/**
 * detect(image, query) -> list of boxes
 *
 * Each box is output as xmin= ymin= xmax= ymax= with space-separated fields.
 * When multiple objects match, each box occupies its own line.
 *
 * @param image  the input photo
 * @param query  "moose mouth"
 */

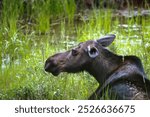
xmin=51 ymin=68 xmax=61 ymax=76
xmin=45 ymin=67 xmax=61 ymax=76
xmin=44 ymin=62 xmax=62 ymax=76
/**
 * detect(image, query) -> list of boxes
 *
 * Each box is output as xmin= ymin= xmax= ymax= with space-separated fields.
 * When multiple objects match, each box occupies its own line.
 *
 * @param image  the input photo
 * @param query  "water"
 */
xmin=1 ymin=8 xmax=150 ymax=99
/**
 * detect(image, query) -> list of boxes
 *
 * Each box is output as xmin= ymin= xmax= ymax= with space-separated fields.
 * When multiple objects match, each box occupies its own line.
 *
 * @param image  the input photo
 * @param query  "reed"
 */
xmin=0 ymin=0 xmax=150 ymax=99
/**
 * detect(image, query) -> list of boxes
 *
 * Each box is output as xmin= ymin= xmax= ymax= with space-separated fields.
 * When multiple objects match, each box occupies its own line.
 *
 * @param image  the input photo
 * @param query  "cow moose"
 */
xmin=44 ymin=34 xmax=150 ymax=100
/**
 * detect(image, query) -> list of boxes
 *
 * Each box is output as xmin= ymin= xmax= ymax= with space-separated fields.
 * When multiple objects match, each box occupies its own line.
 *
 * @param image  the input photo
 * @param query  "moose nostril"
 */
xmin=44 ymin=62 xmax=50 ymax=71
xmin=44 ymin=59 xmax=58 ymax=72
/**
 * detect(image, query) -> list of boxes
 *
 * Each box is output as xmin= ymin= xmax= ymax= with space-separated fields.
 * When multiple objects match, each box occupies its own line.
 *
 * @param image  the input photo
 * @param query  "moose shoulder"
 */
xmin=44 ymin=34 xmax=150 ymax=100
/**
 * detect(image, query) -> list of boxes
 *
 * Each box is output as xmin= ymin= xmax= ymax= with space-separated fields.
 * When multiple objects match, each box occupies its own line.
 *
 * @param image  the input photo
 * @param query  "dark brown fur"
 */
xmin=45 ymin=34 xmax=150 ymax=100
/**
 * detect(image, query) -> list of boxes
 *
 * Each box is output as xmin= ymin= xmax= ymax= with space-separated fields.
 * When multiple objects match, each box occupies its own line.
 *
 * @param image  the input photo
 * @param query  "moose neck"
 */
xmin=85 ymin=49 xmax=122 ymax=85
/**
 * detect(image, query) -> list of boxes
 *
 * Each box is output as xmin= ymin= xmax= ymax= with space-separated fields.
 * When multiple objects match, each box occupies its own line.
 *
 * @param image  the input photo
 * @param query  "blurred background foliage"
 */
xmin=0 ymin=0 xmax=150 ymax=99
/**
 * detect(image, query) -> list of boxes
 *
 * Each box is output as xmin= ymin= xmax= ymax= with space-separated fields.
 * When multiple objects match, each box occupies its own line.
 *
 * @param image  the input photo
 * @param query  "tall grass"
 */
xmin=0 ymin=0 xmax=150 ymax=99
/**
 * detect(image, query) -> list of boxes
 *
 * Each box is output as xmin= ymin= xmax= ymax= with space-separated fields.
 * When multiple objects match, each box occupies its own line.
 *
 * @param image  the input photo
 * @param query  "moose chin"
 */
xmin=45 ymin=34 xmax=150 ymax=100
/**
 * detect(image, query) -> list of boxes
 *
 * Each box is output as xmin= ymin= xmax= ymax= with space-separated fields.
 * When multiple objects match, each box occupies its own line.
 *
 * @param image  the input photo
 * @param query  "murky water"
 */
xmin=2 ymin=9 xmax=150 ymax=73
xmin=1 ymin=7 xmax=150 ymax=100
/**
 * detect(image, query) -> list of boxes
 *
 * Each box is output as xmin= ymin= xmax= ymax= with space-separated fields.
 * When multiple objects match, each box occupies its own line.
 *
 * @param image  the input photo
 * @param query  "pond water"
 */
xmin=46 ymin=9 xmax=150 ymax=74
xmin=1 ymin=8 xmax=150 ymax=99
xmin=2 ymin=9 xmax=150 ymax=72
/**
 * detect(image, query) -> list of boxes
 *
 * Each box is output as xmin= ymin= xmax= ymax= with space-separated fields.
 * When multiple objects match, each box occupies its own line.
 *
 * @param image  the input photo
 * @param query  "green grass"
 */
xmin=0 ymin=0 xmax=150 ymax=99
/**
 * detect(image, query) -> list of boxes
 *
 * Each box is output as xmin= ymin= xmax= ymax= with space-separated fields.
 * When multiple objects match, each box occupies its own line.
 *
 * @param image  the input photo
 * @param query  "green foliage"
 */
xmin=0 ymin=0 xmax=150 ymax=99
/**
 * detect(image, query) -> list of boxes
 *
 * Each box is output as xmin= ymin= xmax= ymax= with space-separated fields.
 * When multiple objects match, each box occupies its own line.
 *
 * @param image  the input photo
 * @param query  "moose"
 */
xmin=44 ymin=34 xmax=150 ymax=100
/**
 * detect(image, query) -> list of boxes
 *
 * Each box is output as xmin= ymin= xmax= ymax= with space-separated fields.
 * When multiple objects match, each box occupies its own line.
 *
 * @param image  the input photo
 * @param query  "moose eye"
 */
xmin=71 ymin=49 xmax=78 ymax=56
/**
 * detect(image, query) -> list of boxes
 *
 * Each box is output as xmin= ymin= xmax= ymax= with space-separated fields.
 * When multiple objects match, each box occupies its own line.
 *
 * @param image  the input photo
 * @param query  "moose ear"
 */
xmin=97 ymin=34 xmax=116 ymax=47
xmin=87 ymin=45 xmax=99 ymax=58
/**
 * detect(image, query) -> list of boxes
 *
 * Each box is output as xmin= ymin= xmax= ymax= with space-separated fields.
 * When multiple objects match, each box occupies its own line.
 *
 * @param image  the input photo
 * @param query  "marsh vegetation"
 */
xmin=0 ymin=0 xmax=150 ymax=99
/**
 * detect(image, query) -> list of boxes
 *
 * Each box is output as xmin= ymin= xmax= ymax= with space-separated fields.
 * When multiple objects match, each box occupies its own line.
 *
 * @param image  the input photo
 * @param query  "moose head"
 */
xmin=44 ymin=34 xmax=122 ymax=84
